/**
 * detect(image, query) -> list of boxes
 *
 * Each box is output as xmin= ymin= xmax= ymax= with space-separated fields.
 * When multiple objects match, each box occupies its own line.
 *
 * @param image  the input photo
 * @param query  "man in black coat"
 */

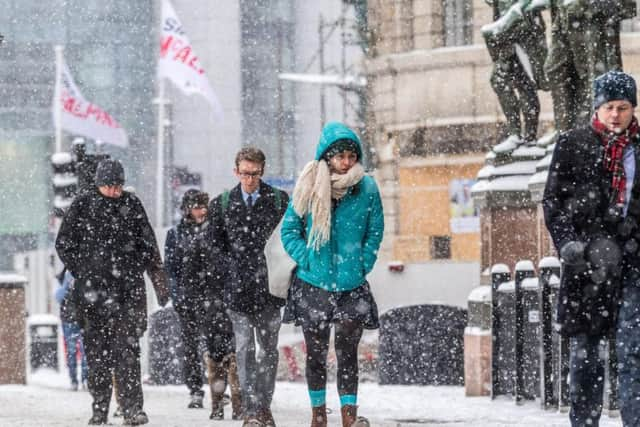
xmin=543 ymin=70 xmax=640 ymax=426
xmin=208 ymin=147 xmax=288 ymax=427
xmin=56 ymin=159 xmax=169 ymax=426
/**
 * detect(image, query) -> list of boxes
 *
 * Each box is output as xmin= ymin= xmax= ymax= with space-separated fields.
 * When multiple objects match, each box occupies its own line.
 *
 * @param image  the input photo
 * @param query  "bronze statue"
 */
xmin=482 ymin=0 xmax=549 ymax=143
xmin=545 ymin=0 xmax=636 ymax=132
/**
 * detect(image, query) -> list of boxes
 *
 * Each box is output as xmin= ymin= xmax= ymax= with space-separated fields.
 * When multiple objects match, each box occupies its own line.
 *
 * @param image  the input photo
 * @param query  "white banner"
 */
xmin=158 ymin=0 xmax=222 ymax=119
xmin=53 ymin=58 xmax=128 ymax=148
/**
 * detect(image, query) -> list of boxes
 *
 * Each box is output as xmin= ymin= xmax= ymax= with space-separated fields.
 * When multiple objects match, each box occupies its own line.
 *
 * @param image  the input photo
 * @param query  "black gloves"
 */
xmin=560 ymin=240 xmax=586 ymax=265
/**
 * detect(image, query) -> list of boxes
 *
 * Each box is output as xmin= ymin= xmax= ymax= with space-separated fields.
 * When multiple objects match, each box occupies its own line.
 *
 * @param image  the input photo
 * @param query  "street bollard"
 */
xmin=491 ymin=264 xmax=511 ymax=399
xmin=514 ymin=260 xmax=535 ymax=405
xmin=464 ymin=285 xmax=492 ymax=396
xmin=538 ymin=256 xmax=560 ymax=410
xmin=0 ymin=273 xmax=27 ymax=384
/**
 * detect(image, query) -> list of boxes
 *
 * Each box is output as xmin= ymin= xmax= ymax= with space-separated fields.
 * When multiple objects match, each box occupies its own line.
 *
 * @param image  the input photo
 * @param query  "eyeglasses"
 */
xmin=238 ymin=171 xmax=262 ymax=179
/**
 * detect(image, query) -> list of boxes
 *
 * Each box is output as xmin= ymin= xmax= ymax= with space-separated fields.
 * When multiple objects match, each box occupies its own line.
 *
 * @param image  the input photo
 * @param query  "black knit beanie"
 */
xmin=95 ymin=159 xmax=125 ymax=187
xmin=593 ymin=70 xmax=638 ymax=110
xmin=321 ymin=138 xmax=359 ymax=161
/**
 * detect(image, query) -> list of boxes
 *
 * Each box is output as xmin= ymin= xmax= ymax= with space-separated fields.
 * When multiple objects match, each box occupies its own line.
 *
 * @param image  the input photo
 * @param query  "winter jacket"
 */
xmin=165 ymin=218 xmax=220 ymax=307
xmin=56 ymin=188 xmax=168 ymax=333
xmin=281 ymin=122 xmax=385 ymax=292
xmin=543 ymin=126 xmax=640 ymax=337
xmin=208 ymin=182 xmax=289 ymax=314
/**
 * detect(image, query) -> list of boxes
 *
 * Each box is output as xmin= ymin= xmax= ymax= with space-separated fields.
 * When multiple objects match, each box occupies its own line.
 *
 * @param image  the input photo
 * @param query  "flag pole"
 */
xmin=53 ymin=45 xmax=64 ymax=154
xmin=155 ymin=77 xmax=166 ymax=229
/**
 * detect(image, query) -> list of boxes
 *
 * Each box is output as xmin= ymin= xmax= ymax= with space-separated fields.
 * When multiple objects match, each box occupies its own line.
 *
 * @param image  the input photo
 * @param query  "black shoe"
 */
xmin=123 ymin=410 xmax=148 ymax=426
xmin=87 ymin=413 xmax=108 ymax=425
xmin=188 ymin=392 xmax=204 ymax=409
xmin=209 ymin=406 xmax=224 ymax=420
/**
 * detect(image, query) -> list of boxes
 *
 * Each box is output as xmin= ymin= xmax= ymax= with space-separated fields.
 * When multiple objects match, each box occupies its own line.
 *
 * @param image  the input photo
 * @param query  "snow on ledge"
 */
xmin=486 ymin=175 xmax=531 ymax=192
xmin=0 ymin=272 xmax=27 ymax=284
xmin=468 ymin=285 xmax=491 ymax=303
xmin=493 ymin=161 xmax=538 ymax=176
xmin=27 ymin=314 xmax=59 ymax=325
xmin=539 ymin=257 xmax=560 ymax=268
xmin=465 ymin=326 xmax=491 ymax=336
xmin=515 ymin=260 xmax=535 ymax=271
xmin=491 ymin=263 xmax=510 ymax=274
xmin=528 ymin=171 xmax=548 ymax=186
xmin=498 ymin=280 xmax=515 ymax=293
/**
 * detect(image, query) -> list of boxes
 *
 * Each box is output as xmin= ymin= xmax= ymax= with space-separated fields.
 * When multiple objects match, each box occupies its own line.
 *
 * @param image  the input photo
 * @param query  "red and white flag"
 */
xmin=53 ymin=58 xmax=128 ymax=148
xmin=158 ymin=0 xmax=222 ymax=119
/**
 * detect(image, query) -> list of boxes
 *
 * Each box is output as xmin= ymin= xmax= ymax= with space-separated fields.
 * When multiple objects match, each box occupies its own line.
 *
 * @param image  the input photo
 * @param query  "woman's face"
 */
xmin=328 ymin=149 xmax=358 ymax=175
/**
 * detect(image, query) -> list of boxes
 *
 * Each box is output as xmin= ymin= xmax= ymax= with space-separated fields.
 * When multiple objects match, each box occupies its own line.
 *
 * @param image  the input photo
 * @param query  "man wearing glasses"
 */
xmin=208 ymin=147 xmax=289 ymax=427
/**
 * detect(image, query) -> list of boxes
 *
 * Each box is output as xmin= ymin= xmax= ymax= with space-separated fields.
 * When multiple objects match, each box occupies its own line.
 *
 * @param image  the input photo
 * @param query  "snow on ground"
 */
xmin=0 ymin=368 xmax=623 ymax=426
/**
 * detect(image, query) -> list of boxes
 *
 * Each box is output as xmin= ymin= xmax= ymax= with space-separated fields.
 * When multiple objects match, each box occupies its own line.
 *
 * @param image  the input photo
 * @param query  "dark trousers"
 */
xmin=175 ymin=297 xmax=235 ymax=395
xmin=617 ymin=283 xmax=640 ymax=426
xmin=82 ymin=314 xmax=143 ymax=419
xmin=175 ymin=304 xmax=205 ymax=396
xmin=569 ymin=334 xmax=605 ymax=427
xmin=228 ymin=306 xmax=281 ymax=417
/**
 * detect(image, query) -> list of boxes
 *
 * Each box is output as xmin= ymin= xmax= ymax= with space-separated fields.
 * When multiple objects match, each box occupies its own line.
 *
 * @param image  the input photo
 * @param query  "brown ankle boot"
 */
xmin=311 ymin=405 xmax=327 ymax=427
xmin=225 ymin=353 xmax=243 ymax=420
xmin=341 ymin=405 xmax=356 ymax=427
xmin=340 ymin=405 xmax=370 ymax=427
xmin=204 ymin=353 xmax=227 ymax=420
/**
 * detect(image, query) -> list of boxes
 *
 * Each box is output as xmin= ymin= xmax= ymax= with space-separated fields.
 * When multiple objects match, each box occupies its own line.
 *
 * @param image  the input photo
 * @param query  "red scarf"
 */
xmin=591 ymin=113 xmax=639 ymax=205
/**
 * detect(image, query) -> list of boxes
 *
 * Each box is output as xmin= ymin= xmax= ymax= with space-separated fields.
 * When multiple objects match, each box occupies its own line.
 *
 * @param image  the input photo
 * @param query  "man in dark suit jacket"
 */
xmin=543 ymin=70 xmax=640 ymax=426
xmin=208 ymin=147 xmax=288 ymax=427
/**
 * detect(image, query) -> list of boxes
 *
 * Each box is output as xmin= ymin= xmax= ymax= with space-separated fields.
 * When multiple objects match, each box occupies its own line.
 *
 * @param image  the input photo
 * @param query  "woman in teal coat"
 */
xmin=281 ymin=122 xmax=384 ymax=427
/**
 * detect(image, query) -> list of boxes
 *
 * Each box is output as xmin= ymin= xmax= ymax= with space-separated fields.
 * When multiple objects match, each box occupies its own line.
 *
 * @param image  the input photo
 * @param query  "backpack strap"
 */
xmin=274 ymin=188 xmax=282 ymax=211
xmin=220 ymin=190 xmax=230 ymax=215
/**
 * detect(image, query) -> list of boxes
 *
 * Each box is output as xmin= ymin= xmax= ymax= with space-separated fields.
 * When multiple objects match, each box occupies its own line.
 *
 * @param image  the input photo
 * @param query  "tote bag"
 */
xmin=265 ymin=217 xmax=297 ymax=299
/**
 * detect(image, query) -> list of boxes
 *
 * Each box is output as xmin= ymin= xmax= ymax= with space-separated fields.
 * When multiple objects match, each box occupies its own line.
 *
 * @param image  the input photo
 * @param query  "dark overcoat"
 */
xmin=543 ymin=126 xmax=640 ymax=336
xmin=56 ymin=189 xmax=165 ymax=334
xmin=208 ymin=182 xmax=288 ymax=314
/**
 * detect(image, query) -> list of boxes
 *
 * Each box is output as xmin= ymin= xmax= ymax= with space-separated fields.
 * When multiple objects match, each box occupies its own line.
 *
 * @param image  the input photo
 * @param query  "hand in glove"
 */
xmin=560 ymin=240 xmax=586 ymax=265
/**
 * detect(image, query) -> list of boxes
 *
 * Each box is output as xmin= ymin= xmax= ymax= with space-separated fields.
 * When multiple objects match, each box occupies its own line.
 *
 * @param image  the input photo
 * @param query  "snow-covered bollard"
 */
xmin=464 ymin=285 xmax=492 ymax=397
xmin=0 ymin=272 xmax=27 ymax=384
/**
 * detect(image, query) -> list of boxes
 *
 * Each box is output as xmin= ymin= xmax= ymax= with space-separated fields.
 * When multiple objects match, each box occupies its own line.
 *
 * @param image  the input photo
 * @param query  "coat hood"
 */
xmin=315 ymin=122 xmax=363 ymax=161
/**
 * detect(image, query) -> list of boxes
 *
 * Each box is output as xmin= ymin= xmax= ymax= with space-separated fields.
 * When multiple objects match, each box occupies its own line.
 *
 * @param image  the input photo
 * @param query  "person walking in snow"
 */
xmin=55 ymin=268 xmax=88 ymax=391
xmin=208 ymin=147 xmax=289 ymax=427
xmin=281 ymin=122 xmax=384 ymax=427
xmin=165 ymin=189 xmax=242 ymax=419
xmin=543 ymin=70 xmax=640 ymax=426
xmin=56 ymin=159 xmax=169 ymax=426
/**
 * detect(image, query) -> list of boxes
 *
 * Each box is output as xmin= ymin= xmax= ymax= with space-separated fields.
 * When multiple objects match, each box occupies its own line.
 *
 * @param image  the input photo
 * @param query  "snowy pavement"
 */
xmin=0 ymin=369 xmax=623 ymax=426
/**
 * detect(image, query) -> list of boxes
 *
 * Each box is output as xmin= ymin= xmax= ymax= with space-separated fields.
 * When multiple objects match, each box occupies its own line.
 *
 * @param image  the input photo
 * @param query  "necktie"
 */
xmin=247 ymin=195 xmax=253 ymax=209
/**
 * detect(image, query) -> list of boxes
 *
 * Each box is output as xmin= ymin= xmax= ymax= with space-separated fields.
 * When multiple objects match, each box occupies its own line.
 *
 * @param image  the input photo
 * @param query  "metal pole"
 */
xmin=156 ymin=78 xmax=166 ymax=229
xmin=54 ymin=45 xmax=64 ymax=154
xmin=318 ymin=14 xmax=326 ymax=127
xmin=340 ymin=3 xmax=347 ymax=122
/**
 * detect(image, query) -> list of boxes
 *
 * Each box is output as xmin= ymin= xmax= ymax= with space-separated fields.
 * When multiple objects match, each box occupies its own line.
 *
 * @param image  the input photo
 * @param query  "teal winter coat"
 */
xmin=280 ymin=122 xmax=384 ymax=292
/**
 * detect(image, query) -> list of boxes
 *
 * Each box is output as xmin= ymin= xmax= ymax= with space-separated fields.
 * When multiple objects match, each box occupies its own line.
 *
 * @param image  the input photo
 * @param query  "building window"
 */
xmin=431 ymin=235 xmax=452 ymax=259
xmin=442 ymin=0 xmax=472 ymax=46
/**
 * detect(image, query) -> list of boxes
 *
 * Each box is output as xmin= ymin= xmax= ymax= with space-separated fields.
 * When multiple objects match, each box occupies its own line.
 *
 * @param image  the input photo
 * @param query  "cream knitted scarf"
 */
xmin=292 ymin=161 xmax=365 ymax=250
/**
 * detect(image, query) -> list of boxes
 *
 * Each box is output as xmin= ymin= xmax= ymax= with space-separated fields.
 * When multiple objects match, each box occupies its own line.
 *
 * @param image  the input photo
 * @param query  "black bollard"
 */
xmin=606 ymin=338 xmax=619 ymax=416
xmin=538 ymin=257 xmax=560 ymax=410
xmin=491 ymin=263 xmax=511 ymax=399
xmin=514 ymin=260 xmax=535 ymax=405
